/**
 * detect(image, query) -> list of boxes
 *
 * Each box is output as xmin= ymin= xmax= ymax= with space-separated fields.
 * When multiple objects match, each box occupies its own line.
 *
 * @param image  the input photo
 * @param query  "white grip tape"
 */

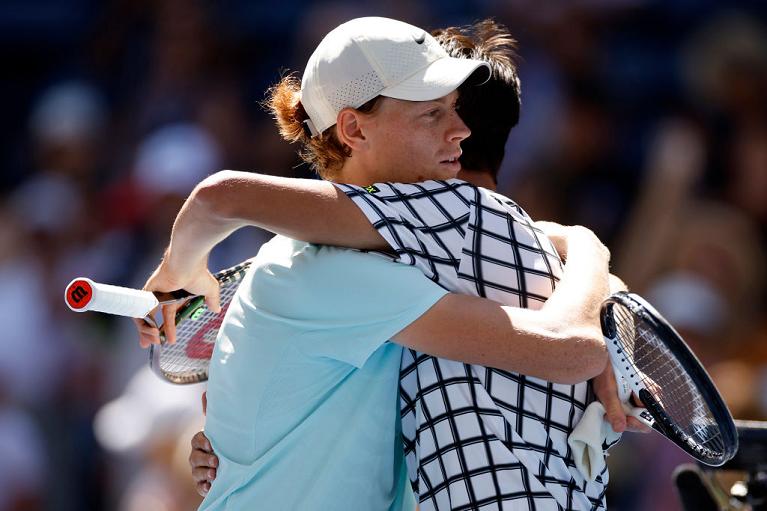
xmin=65 ymin=278 xmax=158 ymax=318
xmin=606 ymin=334 xmax=647 ymax=395
xmin=607 ymin=337 xmax=655 ymax=429
xmin=613 ymin=363 xmax=632 ymax=403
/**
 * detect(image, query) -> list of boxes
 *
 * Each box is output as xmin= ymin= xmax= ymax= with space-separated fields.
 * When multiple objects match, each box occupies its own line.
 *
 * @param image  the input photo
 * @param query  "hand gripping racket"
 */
xmin=65 ymin=259 xmax=252 ymax=384
xmin=601 ymin=291 xmax=738 ymax=466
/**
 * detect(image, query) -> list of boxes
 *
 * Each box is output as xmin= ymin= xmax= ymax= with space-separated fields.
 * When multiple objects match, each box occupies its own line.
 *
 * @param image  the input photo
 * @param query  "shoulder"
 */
xmin=365 ymin=179 xmax=477 ymax=201
xmin=371 ymin=180 xmax=529 ymax=214
xmin=247 ymin=237 xmax=438 ymax=314
xmin=261 ymin=236 xmax=433 ymax=286
xmin=352 ymin=179 xmax=478 ymax=216
xmin=471 ymin=186 xmax=533 ymax=221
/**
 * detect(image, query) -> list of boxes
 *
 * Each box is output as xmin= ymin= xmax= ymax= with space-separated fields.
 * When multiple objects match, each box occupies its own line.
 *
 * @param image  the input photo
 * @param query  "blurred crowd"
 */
xmin=1 ymin=1 xmax=766 ymax=510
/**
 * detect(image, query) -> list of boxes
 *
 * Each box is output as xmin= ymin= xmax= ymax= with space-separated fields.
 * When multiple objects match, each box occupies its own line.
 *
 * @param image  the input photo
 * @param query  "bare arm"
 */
xmin=394 ymin=294 xmax=606 ymax=384
xmin=142 ymin=171 xmax=612 ymax=382
xmin=394 ymin=226 xmax=611 ymax=384
xmin=143 ymin=197 xmax=612 ymax=384
xmin=535 ymin=223 xmax=611 ymax=332
xmin=175 ymin=170 xmax=386 ymax=262
xmin=135 ymin=171 xmax=388 ymax=345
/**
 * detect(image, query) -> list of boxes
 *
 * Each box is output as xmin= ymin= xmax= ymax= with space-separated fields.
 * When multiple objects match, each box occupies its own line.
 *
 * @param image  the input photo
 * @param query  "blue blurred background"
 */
xmin=1 ymin=1 xmax=766 ymax=510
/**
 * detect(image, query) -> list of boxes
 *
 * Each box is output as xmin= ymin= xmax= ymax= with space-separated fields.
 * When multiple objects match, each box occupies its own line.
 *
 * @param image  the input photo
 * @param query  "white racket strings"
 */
xmin=612 ymin=303 xmax=725 ymax=456
xmin=157 ymin=277 xmax=243 ymax=382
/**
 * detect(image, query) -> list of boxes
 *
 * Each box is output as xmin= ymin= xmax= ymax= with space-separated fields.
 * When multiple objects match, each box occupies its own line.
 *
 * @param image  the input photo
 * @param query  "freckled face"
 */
xmin=359 ymin=90 xmax=470 ymax=183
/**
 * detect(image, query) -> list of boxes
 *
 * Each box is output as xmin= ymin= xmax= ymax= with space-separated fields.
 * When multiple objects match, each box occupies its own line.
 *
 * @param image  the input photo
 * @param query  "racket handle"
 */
xmin=623 ymin=403 xmax=656 ymax=429
xmin=65 ymin=277 xmax=159 ymax=318
xmin=613 ymin=361 xmax=655 ymax=429
xmin=613 ymin=362 xmax=632 ymax=403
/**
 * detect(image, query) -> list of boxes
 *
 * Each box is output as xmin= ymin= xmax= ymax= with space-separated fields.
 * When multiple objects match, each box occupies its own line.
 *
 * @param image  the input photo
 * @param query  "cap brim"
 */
xmin=381 ymin=57 xmax=490 ymax=102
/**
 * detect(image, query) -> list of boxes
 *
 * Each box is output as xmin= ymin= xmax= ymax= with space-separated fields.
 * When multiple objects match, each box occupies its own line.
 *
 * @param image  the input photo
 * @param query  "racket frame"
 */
xmin=600 ymin=291 xmax=738 ymax=466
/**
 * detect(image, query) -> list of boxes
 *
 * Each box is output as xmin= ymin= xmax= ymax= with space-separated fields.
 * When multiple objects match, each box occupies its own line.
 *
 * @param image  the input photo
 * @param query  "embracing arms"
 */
xmin=167 ymin=170 xmax=386 ymax=260
xmin=139 ymin=170 xmax=609 ymax=383
xmin=134 ymin=171 xmax=382 ymax=341
xmin=394 ymin=224 xmax=610 ymax=384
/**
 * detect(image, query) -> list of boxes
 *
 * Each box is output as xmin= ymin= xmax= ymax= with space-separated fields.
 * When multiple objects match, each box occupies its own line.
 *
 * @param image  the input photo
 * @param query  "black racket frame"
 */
xmin=600 ymin=291 xmax=738 ymax=466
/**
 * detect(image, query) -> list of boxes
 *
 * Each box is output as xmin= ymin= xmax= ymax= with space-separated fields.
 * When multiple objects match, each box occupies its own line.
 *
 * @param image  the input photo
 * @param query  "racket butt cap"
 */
xmin=65 ymin=278 xmax=94 ymax=311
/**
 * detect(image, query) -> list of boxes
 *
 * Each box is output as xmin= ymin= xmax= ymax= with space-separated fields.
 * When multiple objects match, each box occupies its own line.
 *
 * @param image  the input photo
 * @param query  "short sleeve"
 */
xmin=336 ymin=180 xmax=564 ymax=307
xmin=335 ymin=180 xmax=474 ymax=279
xmin=284 ymin=246 xmax=449 ymax=368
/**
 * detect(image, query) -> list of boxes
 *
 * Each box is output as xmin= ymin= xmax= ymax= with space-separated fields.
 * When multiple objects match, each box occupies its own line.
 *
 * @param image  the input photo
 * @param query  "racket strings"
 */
xmin=159 ymin=277 xmax=243 ymax=380
xmin=612 ymin=304 xmax=725 ymax=455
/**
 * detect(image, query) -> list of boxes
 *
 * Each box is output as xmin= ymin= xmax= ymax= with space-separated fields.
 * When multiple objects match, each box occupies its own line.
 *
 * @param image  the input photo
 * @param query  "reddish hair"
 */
xmin=266 ymin=75 xmax=379 ymax=180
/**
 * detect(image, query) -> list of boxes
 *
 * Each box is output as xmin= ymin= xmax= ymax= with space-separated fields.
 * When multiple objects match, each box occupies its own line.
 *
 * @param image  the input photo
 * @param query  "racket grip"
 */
xmin=613 ymin=360 xmax=656 ymax=429
xmin=623 ymin=403 xmax=656 ymax=429
xmin=612 ymin=362 xmax=632 ymax=403
xmin=65 ymin=277 xmax=159 ymax=318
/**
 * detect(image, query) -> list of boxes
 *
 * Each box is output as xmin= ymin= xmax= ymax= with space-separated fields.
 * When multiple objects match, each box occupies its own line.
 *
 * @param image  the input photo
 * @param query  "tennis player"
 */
xmin=139 ymin=17 xmax=618 ymax=510
xmin=183 ymin=20 xmax=651 ymax=510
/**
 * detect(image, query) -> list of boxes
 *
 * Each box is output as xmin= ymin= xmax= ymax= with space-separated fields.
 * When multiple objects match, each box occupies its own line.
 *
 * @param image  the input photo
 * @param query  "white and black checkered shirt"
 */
xmin=337 ymin=180 xmax=608 ymax=511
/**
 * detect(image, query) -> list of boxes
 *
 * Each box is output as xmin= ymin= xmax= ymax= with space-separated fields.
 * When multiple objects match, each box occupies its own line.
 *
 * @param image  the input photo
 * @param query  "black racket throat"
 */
xmin=637 ymin=389 xmax=690 ymax=451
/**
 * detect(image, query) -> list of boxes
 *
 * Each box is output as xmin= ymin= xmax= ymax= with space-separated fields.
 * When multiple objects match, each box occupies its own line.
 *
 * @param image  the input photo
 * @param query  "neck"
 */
xmin=335 ymin=160 xmax=497 ymax=191
xmin=457 ymin=168 xmax=497 ymax=191
xmin=336 ymin=156 xmax=379 ymax=187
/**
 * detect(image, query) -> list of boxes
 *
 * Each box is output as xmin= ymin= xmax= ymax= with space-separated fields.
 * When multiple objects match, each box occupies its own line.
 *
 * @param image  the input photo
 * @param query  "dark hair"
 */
xmin=432 ymin=20 xmax=521 ymax=182
xmin=265 ymin=75 xmax=380 ymax=180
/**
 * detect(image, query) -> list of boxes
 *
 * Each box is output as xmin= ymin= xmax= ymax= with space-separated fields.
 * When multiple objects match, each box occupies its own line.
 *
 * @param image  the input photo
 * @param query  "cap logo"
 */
xmin=413 ymin=31 xmax=426 ymax=44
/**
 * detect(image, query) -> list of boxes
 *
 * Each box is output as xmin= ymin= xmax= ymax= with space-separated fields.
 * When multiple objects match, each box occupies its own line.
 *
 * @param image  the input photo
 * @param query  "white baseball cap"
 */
xmin=300 ymin=16 xmax=490 ymax=136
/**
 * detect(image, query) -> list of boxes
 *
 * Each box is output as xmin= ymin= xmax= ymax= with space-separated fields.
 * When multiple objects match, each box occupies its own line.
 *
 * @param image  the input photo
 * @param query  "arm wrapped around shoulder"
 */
xmin=392 ymin=293 xmax=608 ymax=385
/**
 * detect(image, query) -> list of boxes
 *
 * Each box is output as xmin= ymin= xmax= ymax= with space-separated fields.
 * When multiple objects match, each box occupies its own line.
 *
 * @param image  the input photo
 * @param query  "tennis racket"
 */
xmin=65 ymin=259 xmax=252 ymax=384
xmin=601 ymin=291 xmax=738 ymax=466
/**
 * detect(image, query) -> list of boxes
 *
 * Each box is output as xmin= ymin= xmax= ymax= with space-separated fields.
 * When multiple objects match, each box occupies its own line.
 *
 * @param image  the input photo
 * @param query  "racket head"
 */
xmin=600 ymin=291 xmax=738 ymax=466
xmin=149 ymin=259 xmax=252 ymax=384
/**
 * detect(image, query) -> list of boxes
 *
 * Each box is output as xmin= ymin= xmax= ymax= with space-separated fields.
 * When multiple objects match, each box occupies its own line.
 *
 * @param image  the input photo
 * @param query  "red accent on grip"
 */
xmin=66 ymin=280 xmax=93 ymax=309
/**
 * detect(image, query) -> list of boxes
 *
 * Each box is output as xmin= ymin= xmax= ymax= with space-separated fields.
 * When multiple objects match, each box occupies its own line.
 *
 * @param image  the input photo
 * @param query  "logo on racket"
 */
xmin=66 ymin=280 xmax=93 ymax=309
xmin=185 ymin=302 xmax=231 ymax=359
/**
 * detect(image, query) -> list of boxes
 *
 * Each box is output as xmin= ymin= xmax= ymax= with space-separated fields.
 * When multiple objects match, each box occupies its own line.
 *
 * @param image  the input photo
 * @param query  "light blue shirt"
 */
xmin=200 ymin=236 xmax=448 ymax=511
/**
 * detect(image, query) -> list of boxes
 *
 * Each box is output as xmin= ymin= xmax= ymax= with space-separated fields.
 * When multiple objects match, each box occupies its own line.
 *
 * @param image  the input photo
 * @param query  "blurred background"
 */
xmin=1 ymin=0 xmax=766 ymax=509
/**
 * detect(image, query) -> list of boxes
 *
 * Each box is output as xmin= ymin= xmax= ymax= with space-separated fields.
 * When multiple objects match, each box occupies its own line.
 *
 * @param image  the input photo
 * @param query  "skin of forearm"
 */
xmin=393 ymin=293 xmax=608 ymax=384
xmin=494 ymin=306 xmax=608 ymax=383
xmin=193 ymin=170 xmax=384 ymax=249
xmin=541 ymin=228 xmax=611 ymax=340
xmin=164 ymin=182 xmax=242 ymax=270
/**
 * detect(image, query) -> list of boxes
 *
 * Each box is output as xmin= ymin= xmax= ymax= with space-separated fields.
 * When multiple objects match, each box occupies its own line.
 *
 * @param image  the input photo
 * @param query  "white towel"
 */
xmin=567 ymin=402 xmax=624 ymax=482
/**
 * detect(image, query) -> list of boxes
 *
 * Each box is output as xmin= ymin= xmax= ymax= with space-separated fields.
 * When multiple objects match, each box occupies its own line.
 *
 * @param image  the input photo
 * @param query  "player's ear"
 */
xmin=336 ymin=108 xmax=368 ymax=152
